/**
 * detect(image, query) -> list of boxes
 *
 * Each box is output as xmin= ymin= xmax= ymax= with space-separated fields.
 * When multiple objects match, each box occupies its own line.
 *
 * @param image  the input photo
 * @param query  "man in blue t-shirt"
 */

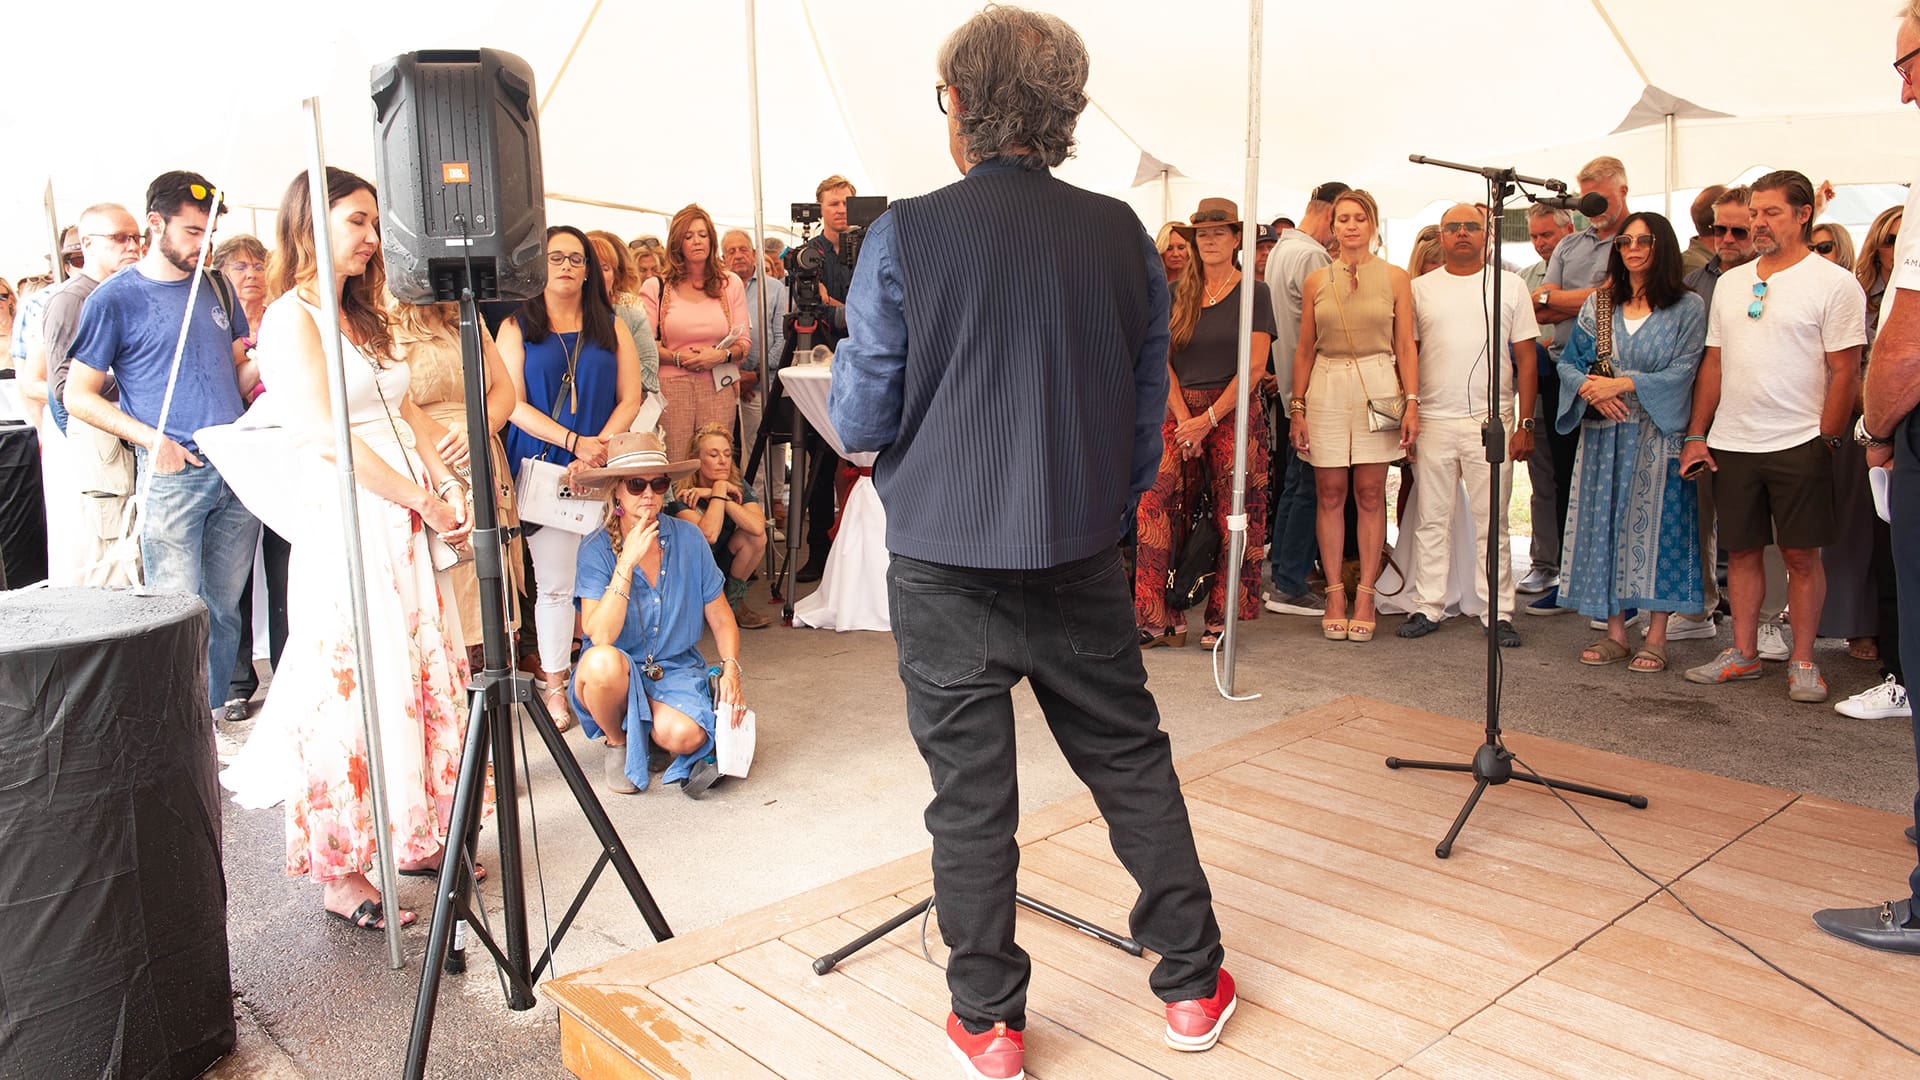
xmin=64 ymin=170 xmax=260 ymax=718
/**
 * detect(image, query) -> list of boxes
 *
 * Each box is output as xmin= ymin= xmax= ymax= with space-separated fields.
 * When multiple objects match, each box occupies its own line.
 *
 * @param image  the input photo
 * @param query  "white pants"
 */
xmin=525 ymin=523 xmax=581 ymax=674
xmin=1410 ymin=415 xmax=1516 ymax=624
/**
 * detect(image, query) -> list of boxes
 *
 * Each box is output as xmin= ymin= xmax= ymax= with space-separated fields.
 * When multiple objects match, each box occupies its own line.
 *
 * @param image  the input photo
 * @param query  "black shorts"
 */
xmin=1711 ymin=437 xmax=1835 ymax=551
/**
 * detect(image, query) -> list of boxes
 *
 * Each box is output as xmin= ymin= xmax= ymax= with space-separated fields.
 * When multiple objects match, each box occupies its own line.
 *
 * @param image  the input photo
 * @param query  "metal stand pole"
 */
xmin=1219 ymin=0 xmax=1266 ymax=691
xmin=1386 ymin=156 xmax=1648 ymax=858
xmin=811 ymin=893 xmax=1142 ymax=977
xmin=303 ymin=97 xmax=404 ymax=968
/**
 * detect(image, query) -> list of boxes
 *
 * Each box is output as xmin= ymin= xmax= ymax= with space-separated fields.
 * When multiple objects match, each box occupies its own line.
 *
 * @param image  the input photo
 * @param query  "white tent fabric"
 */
xmin=4 ymin=0 xmax=1914 ymax=276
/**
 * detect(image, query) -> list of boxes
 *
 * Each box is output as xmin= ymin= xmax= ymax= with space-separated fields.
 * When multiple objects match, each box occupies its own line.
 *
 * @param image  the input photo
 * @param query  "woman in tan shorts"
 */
xmin=1286 ymin=189 xmax=1420 ymax=643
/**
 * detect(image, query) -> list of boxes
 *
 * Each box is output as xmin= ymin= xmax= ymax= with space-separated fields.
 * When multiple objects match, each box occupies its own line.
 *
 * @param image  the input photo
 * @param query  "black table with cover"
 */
xmin=0 ymin=587 xmax=233 ymax=1079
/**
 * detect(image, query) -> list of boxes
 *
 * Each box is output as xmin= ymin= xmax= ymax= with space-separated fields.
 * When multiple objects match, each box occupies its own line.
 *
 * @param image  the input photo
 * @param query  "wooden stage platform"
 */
xmin=547 ymin=696 xmax=1920 ymax=1078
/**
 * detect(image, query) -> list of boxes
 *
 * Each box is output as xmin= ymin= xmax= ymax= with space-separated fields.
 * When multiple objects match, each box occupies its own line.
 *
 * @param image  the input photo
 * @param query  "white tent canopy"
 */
xmin=4 ymin=0 xmax=1914 ymax=276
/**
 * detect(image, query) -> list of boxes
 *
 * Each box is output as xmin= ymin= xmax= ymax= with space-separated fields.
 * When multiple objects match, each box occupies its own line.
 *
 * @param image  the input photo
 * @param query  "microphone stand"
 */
xmin=1384 ymin=155 xmax=1647 ymax=858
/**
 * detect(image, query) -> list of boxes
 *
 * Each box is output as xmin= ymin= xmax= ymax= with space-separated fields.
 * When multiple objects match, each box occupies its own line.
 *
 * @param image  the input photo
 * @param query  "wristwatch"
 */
xmin=1855 ymin=415 xmax=1891 ymax=447
xmin=1518 ymin=417 xmax=1537 ymax=432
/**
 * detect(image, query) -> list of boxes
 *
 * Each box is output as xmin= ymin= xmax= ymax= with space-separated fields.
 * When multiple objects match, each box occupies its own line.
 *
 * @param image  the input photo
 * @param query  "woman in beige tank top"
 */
xmin=1285 ymin=190 xmax=1421 ymax=643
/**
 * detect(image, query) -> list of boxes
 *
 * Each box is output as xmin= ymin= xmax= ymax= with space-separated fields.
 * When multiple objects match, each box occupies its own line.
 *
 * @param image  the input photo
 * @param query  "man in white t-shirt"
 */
xmin=1811 ymin=5 xmax=1920 ymax=958
xmin=1680 ymin=170 xmax=1867 ymax=703
xmin=1398 ymin=204 xmax=1540 ymax=646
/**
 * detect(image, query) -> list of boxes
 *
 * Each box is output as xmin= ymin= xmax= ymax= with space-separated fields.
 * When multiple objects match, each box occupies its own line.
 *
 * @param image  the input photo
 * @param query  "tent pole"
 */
xmin=42 ymin=180 xmax=62 ymax=283
xmin=1664 ymin=112 xmax=1675 ymax=220
xmin=744 ymin=0 xmax=777 ymax=568
xmin=1221 ymin=0 xmax=1265 ymax=695
xmin=304 ymin=97 xmax=405 ymax=969
xmin=1161 ymin=169 xmax=1171 ymax=225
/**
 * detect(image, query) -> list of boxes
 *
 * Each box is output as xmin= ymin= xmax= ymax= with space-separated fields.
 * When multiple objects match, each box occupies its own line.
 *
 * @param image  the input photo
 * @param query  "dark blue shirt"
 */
xmin=68 ymin=265 xmax=248 ymax=453
xmin=829 ymin=159 xmax=1171 ymax=569
xmin=502 ymin=326 xmax=622 ymax=468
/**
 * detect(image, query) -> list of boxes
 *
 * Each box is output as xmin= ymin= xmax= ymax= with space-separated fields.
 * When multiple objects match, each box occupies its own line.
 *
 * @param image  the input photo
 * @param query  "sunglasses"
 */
xmin=1883 ymin=232 xmax=1901 ymax=248
xmin=63 ymin=252 xmax=84 ymax=268
xmin=547 ymin=251 xmax=586 ymax=267
xmin=1191 ymin=209 xmax=1237 ymax=224
xmin=1440 ymin=221 xmax=1484 ymax=235
xmin=622 ymin=476 xmax=673 ymax=495
xmin=1710 ymin=224 xmax=1750 ymax=240
xmin=86 ymin=232 xmax=142 ymax=247
xmin=1748 ymin=280 xmax=1768 ymax=320
xmin=1612 ymin=234 xmax=1657 ymax=249
xmin=1810 ymin=240 xmax=1837 ymax=255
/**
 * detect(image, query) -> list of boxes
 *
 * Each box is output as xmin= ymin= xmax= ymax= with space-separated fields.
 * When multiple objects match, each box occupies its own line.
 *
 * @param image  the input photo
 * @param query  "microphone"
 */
xmin=1533 ymin=190 xmax=1608 ymax=217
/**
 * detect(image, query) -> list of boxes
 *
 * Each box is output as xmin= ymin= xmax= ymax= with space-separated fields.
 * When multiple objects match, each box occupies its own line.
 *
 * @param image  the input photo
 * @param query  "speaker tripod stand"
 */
xmin=402 ymin=286 xmax=674 ymax=1080
xmin=1386 ymin=155 xmax=1648 ymax=858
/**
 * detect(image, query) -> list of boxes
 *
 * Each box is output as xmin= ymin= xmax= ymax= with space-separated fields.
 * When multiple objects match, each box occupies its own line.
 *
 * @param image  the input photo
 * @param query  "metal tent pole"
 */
xmin=303 ymin=96 xmax=405 ymax=968
xmin=745 ymin=0 xmax=777 ymax=541
xmin=1664 ymin=113 xmax=1676 ymax=221
xmin=1220 ymin=0 xmax=1266 ymax=693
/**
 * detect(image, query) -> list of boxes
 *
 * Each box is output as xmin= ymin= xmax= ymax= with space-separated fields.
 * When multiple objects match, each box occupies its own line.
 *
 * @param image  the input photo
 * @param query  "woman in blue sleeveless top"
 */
xmin=500 ymin=225 xmax=645 ymax=729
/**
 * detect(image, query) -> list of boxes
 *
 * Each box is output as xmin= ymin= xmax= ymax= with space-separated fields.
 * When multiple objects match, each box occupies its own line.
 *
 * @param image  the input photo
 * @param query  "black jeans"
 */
xmin=1891 ymin=416 xmax=1920 ymax=907
xmin=887 ymin=548 xmax=1223 ymax=1030
xmin=228 ymin=525 xmax=290 ymax=700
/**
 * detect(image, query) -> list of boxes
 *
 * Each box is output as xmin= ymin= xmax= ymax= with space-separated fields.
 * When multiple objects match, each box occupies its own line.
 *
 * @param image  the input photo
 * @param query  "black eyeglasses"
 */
xmin=1612 ymin=234 xmax=1657 ymax=249
xmin=1896 ymin=42 xmax=1920 ymax=84
xmin=1710 ymin=224 xmax=1750 ymax=240
xmin=546 ymin=251 xmax=586 ymax=267
xmin=935 ymin=81 xmax=949 ymax=115
xmin=622 ymin=476 xmax=673 ymax=496
xmin=1440 ymin=221 xmax=1484 ymax=235
xmin=1810 ymin=240 xmax=1837 ymax=255
xmin=85 ymin=232 xmax=142 ymax=247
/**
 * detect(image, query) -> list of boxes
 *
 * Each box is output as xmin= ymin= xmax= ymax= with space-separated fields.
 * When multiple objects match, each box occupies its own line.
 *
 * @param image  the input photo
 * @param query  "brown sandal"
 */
xmin=1581 ymin=638 xmax=1631 ymax=666
xmin=1628 ymin=646 xmax=1667 ymax=673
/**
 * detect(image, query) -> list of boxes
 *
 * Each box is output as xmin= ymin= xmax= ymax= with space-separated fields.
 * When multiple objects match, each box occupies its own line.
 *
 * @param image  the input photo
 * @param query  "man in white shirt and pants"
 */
xmin=1398 ymin=204 xmax=1539 ymax=646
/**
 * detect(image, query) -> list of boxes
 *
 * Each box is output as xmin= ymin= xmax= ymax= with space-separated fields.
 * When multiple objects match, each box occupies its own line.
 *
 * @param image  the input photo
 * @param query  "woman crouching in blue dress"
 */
xmin=568 ymin=432 xmax=745 ymax=796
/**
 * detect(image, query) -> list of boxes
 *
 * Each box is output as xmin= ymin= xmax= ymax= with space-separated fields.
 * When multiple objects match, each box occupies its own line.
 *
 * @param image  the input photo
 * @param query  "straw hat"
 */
xmin=568 ymin=432 xmax=699 ymax=491
xmin=1174 ymin=197 xmax=1244 ymax=240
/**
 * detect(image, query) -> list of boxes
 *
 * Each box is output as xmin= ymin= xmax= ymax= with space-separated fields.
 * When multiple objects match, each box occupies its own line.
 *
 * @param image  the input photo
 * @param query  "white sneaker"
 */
xmin=1664 ymin=613 xmax=1717 ymax=641
xmin=1756 ymin=622 xmax=1791 ymax=662
xmin=1835 ymin=675 xmax=1911 ymax=720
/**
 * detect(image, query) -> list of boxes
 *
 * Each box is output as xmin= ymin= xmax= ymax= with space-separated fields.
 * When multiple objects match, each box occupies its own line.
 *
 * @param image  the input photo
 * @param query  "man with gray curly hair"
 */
xmin=830 ymin=7 xmax=1235 ymax=1077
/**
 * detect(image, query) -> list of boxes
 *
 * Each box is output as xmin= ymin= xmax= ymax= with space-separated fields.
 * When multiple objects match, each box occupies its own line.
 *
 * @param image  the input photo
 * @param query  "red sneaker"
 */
xmin=946 ymin=1013 xmax=1024 ymax=1080
xmin=1165 ymin=967 xmax=1237 ymax=1051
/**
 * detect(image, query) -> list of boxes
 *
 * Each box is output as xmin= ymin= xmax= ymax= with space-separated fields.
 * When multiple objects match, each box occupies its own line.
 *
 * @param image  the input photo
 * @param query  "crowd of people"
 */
xmin=1145 ymin=155 xmax=1903 ymax=720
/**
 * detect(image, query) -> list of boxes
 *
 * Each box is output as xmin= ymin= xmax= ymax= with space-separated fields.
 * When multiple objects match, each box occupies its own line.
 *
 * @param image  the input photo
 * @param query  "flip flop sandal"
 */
xmin=1581 ymin=638 xmax=1631 ymax=666
xmin=326 ymin=899 xmax=413 ymax=932
xmin=398 ymin=860 xmax=489 ymax=883
xmin=1628 ymin=647 xmax=1668 ymax=673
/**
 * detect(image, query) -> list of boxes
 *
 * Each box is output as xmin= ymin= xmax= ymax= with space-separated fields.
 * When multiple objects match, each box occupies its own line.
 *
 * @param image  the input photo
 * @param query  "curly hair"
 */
xmin=937 ymin=5 xmax=1089 ymax=169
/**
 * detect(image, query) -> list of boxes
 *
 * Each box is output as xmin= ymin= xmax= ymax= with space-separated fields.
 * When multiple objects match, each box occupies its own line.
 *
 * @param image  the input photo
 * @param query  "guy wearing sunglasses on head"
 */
xmin=63 ymin=170 xmax=262 ymax=730
xmin=1679 ymin=170 xmax=1867 ymax=703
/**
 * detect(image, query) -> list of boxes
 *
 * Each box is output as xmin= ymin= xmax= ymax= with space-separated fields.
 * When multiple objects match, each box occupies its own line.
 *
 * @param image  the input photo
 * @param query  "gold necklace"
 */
xmin=1204 ymin=270 xmax=1240 ymax=306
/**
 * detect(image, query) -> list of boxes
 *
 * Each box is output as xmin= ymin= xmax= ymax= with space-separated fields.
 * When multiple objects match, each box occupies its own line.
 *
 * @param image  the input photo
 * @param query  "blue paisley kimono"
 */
xmin=1554 ymin=291 xmax=1707 ymax=619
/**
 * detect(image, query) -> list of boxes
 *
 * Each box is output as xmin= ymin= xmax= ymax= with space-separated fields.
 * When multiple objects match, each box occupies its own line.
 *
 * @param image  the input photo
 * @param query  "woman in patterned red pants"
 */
xmin=1134 ymin=198 xmax=1275 ymax=648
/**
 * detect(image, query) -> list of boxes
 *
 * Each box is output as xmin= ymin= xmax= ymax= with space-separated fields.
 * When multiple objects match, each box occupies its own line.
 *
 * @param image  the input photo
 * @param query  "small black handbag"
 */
xmin=1165 ymin=486 xmax=1220 ymax=612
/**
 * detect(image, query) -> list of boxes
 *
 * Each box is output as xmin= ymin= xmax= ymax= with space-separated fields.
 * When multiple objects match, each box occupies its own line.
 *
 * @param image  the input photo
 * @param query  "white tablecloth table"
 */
xmin=778 ymin=364 xmax=889 ymax=632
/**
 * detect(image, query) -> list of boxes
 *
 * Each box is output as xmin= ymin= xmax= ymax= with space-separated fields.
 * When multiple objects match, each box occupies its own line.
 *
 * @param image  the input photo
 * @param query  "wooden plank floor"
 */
xmin=547 ymin=696 xmax=1920 ymax=1079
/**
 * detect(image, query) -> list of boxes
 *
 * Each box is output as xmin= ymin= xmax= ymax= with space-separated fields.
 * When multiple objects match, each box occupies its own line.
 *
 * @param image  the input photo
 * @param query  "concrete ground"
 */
xmin=208 ymin=565 xmax=1917 ymax=1079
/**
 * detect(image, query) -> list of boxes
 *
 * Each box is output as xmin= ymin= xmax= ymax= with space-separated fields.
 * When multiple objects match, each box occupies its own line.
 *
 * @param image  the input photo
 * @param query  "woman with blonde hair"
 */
xmin=1405 ymin=225 xmax=1444 ymax=277
xmin=567 ymin=432 xmax=745 ymax=796
xmin=1287 ymin=188 xmax=1420 ymax=643
xmin=1811 ymin=221 xmax=1856 ymax=272
xmin=1858 ymin=205 xmax=1903 ymax=343
xmin=219 ymin=166 xmax=475 ymax=931
xmin=588 ymin=230 xmax=661 ymax=395
xmin=389 ymin=296 xmax=524 ymax=669
xmin=1155 ymin=221 xmax=1192 ymax=285
xmin=641 ymin=204 xmax=750 ymax=457
xmin=670 ymin=422 xmax=770 ymax=629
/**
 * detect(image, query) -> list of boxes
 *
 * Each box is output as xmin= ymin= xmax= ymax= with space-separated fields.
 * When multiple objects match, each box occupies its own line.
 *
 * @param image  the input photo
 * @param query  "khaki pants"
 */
xmin=1410 ymin=415 xmax=1515 ymax=625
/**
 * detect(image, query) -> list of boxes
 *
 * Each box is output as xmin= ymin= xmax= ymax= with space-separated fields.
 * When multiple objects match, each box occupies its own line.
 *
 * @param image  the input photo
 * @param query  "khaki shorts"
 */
xmin=1304 ymin=354 xmax=1403 ymax=467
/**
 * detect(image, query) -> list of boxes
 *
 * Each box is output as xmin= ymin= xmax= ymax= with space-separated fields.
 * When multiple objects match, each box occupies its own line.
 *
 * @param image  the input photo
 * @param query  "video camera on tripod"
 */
xmin=780 ymin=194 xmax=889 ymax=332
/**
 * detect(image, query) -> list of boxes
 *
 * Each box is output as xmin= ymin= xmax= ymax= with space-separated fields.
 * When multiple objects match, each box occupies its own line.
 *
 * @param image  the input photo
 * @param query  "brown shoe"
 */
xmin=734 ymin=601 xmax=772 ymax=630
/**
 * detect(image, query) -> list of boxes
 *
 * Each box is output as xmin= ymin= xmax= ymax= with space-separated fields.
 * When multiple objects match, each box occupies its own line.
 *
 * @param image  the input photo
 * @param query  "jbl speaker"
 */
xmin=370 ymin=49 xmax=547 ymax=303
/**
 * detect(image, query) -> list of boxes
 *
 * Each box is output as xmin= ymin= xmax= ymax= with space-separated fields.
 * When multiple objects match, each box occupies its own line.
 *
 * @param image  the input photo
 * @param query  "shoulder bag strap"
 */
xmin=1328 ymin=261 xmax=1396 ymax=400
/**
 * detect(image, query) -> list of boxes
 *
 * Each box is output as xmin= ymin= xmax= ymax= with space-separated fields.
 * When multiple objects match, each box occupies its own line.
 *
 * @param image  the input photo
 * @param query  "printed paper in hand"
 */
xmin=715 ymin=702 xmax=756 ymax=778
